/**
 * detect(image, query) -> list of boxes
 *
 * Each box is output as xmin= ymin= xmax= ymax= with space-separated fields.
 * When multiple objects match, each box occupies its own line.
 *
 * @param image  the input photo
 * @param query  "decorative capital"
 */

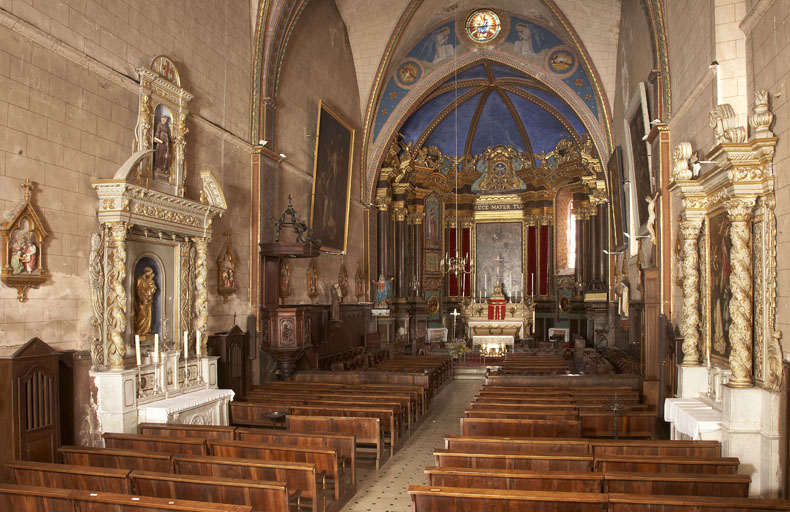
xmin=672 ymin=142 xmax=694 ymax=181
xmin=750 ymin=90 xmax=774 ymax=139
xmin=709 ymin=103 xmax=746 ymax=144
xmin=725 ymin=198 xmax=756 ymax=221
xmin=679 ymin=219 xmax=703 ymax=240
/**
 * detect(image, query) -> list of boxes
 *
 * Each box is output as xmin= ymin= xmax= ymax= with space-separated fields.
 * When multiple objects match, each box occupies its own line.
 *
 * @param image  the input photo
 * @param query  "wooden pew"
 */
xmin=60 ymin=446 xmax=173 ymax=473
xmin=287 ymin=414 xmax=384 ymax=470
xmin=103 ymin=432 xmax=208 ymax=455
xmin=207 ymin=439 xmax=344 ymax=501
xmin=130 ymin=470 xmax=296 ymax=512
xmin=460 ymin=417 xmax=582 ymax=438
xmin=443 ymin=435 xmax=589 ymax=455
xmin=594 ymin=454 xmax=740 ymax=474
xmin=434 ymin=448 xmax=593 ymax=472
xmin=579 ymin=410 xmax=656 ymax=438
xmin=591 ymin=439 xmax=721 ymax=458
xmin=607 ymin=493 xmax=790 ymax=511
xmin=603 ymin=471 xmax=751 ymax=497
xmin=287 ymin=404 xmax=400 ymax=453
xmin=9 ymin=461 xmax=131 ymax=493
xmin=138 ymin=423 xmax=237 ymax=441
xmin=235 ymin=428 xmax=357 ymax=484
xmin=0 ymin=483 xmax=253 ymax=511
xmin=425 ymin=466 xmax=603 ymax=493
xmin=463 ymin=408 xmax=579 ymax=421
xmin=173 ymin=455 xmax=324 ymax=512
xmin=408 ymin=485 xmax=608 ymax=511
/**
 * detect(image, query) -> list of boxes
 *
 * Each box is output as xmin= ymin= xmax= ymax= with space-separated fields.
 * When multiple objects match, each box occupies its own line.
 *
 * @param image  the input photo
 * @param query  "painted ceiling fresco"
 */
xmin=373 ymin=13 xmax=600 ymax=160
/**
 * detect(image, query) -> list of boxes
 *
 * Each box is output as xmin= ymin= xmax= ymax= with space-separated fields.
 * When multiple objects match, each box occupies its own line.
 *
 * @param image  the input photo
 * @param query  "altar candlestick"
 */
xmin=183 ymin=332 xmax=189 ymax=360
xmin=135 ymin=335 xmax=141 ymax=366
xmin=153 ymin=334 xmax=159 ymax=364
xmin=196 ymin=331 xmax=201 ymax=357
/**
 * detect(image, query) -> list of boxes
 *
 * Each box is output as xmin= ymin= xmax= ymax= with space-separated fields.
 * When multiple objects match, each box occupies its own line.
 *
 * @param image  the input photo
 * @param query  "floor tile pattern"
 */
xmin=340 ymin=379 xmax=482 ymax=512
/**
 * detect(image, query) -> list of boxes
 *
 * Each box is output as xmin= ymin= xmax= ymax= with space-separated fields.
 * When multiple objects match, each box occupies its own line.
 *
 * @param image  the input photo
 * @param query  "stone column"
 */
xmin=679 ymin=219 xmax=703 ymax=366
xmin=583 ymin=212 xmax=593 ymax=287
xmin=393 ymin=207 xmax=408 ymax=299
xmin=107 ymin=222 xmax=128 ymax=369
xmin=589 ymin=209 xmax=600 ymax=288
xmin=574 ymin=209 xmax=584 ymax=287
xmin=376 ymin=196 xmax=390 ymax=280
xmin=194 ymin=237 xmax=209 ymax=354
xmin=409 ymin=212 xmax=424 ymax=298
xmin=727 ymin=198 xmax=756 ymax=387
xmin=597 ymin=203 xmax=609 ymax=286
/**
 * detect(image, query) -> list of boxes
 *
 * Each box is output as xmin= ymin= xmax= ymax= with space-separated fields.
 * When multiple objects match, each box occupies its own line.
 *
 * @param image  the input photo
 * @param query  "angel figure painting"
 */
xmin=709 ymin=211 xmax=731 ymax=360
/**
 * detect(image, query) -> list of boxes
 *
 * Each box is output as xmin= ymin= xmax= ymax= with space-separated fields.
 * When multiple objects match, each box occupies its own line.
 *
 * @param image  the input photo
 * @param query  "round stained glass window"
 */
xmin=465 ymin=10 xmax=501 ymax=43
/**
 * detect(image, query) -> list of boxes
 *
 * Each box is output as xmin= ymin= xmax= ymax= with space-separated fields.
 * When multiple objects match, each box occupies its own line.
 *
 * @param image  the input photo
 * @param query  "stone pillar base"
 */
xmin=677 ymin=365 xmax=709 ymax=398
xmin=90 ymin=368 xmax=140 ymax=435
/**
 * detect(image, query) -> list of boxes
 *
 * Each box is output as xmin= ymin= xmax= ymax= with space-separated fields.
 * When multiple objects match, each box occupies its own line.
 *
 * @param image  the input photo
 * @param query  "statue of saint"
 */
xmin=153 ymin=115 xmax=172 ymax=173
xmin=134 ymin=267 xmax=157 ymax=335
xmin=372 ymin=274 xmax=394 ymax=308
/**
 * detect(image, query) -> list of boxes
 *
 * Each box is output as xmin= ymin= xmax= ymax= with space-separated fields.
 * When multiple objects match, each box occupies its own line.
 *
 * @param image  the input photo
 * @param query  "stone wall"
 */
xmin=273 ymin=0 xmax=366 ymax=306
xmin=0 ymin=1 xmax=254 ymax=350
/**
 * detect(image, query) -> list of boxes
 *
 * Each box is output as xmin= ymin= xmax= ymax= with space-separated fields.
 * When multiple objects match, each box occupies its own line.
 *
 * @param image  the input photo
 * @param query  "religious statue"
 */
xmin=279 ymin=260 xmax=290 ymax=298
xmin=153 ymin=114 xmax=172 ymax=173
xmin=134 ymin=267 xmax=157 ymax=335
xmin=372 ymin=274 xmax=394 ymax=308
xmin=330 ymin=283 xmax=342 ymax=322
xmin=616 ymin=279 xmax=630 ymax=318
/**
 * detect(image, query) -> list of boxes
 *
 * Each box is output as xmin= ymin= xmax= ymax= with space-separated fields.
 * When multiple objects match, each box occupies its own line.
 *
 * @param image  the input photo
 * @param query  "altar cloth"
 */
xmin=138 ymin=388 xmax=235 ymax=425
xmin=664 ymin=397 xmax=721 ymax=440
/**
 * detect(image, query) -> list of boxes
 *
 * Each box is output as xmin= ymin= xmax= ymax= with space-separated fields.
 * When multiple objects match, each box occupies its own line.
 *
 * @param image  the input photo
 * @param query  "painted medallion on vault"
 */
xmin=465 ymin=9 xmax=501 ymax=43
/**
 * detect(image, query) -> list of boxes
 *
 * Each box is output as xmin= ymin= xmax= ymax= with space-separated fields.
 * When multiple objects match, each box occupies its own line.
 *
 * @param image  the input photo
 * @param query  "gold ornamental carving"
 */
xmin=88 ymin=231 xmax=106 ymax=370
xmin=194 ymin=237 xmax=209 ymax=355
xmin=680 ymin=219 xmax=703 ymax=366
xmin=106 ymin=222 xmax=129 ymax=369
xmin=725 ymin=198 xmax=755 ymax=386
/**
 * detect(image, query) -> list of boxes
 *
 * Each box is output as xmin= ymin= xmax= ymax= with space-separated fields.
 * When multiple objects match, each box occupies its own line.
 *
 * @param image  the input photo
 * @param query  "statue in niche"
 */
xmin=134 ymin=266 xmax=157 ymax=335
xmin=645 ymin=192 xmax=659 ymax=245
xmin=153 ymin=108 xmax=172 ymax=175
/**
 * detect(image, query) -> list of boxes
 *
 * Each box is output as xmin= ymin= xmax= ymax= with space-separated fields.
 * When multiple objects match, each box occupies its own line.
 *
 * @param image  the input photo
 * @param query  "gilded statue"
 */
xmin=134 ymin=266 xmax=157 ymax=335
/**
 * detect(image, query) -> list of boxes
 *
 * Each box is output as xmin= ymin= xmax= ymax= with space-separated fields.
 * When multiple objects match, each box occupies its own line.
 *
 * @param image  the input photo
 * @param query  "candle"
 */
xmin=184 ymin=332 xmax=189 ymax=359
xmin=484 ymin=274 xmax=487 ymax=295
xmin=531 ymin=274 xmax=535 ymax=297
xmin=153 ymin=334 xmax=159 ymax=364
xmin=135 ymin=335 xmax=141 ymax=366
xmin=196 ymin=331 xmax=201 ymax=357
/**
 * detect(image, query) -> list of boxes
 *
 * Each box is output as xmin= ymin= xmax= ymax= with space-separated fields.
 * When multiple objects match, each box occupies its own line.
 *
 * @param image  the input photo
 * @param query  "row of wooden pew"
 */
xmin=467 ymin=384 xmax=656 ymax=438
xmin=408 ymin=382 xmax=790 ymax=511
xmin=496 ymin=354 xmax=571 ymax=375
xmin=1 ymin=422 xmax=363 ymax=512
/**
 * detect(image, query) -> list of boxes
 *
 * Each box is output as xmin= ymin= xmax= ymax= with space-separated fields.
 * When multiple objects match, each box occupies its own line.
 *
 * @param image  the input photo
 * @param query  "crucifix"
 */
xmin=450 ymin=308 xmax=461 ymax=341
xmin=494 ymin=253 xmax=504 ymax=280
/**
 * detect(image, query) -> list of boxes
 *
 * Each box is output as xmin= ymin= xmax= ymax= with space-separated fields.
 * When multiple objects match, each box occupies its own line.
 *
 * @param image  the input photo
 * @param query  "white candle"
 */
xmin=196 ymin=331 xmax=201 ymax=357
xmin=184 ymin=332 xmax=189 ymax=360
xmin=484 ymin=274 xmax=487 ymax=295
xmin=135 ymin=335 xmax=141 ymax=366
xmin=531 ymin=274 xmax=535 ymax=296
xmin=153 ymin=334 xmax=159 ymax=364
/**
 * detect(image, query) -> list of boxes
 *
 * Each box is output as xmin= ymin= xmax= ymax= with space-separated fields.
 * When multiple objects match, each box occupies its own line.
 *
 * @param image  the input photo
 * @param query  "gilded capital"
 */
xmin=726 ymin=198 xmax=755 ymax=222
xmin=679 ymin=219 xmax=703 ymax=240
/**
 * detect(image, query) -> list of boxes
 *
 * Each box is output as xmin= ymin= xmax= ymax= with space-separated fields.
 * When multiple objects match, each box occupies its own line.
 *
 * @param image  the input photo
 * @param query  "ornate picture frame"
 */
xmin=310 ymin=101 xmax=355 ymax=253
xmin=607 ymin=146 xmax=627 ymax=252
xmin=1 ymin=180 xmax=48 ymax=302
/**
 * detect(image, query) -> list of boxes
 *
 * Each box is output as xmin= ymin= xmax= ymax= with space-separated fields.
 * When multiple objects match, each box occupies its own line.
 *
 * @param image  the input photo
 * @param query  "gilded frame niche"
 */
xmin=0 ymin=180 xmax=48 ymax=302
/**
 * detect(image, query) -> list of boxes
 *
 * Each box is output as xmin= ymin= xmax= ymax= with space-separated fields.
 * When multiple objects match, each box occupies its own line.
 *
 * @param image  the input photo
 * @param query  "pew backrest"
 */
xmin=59 ymin=445 xmax=173 ymax=473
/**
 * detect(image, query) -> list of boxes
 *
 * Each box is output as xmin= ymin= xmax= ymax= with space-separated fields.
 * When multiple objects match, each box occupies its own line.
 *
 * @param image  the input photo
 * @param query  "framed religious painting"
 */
xmin=626 ymin=82 xmax=654 ymax=228
xmin=0 ymin=180 xmax=48 ymax=302
xmin=607 ymin=147 xmax=627 ymax=252
xmin=707 ymin=209 xmax=731 ymax=364
xmin=310 ymin=101 xmax=355 ymax=253
xmin=424 ymin=194 xmax=442 ymax=248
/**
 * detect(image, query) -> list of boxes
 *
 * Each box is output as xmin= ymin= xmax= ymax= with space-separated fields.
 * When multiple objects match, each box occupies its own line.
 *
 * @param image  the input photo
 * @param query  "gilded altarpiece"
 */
xmin=671 ymin=91 xmax=781 ymax=390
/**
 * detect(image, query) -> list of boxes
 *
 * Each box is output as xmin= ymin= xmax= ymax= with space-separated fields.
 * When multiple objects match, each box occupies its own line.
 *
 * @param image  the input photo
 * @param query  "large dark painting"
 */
xmin=607 ymin=147 xmax=627 ymax=252
xmin=629 ymin=84 xmax=652 ymax=226
xmin=475 ymin=222 xmax=523 ymax=298
xmin=310 ymin=101 xmax=355 ymax=252
xmin=708 ymin=210 xmax=731 ymax=361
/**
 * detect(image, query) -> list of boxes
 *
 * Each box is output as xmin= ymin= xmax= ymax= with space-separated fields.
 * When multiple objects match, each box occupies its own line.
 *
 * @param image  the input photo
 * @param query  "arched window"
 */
xmin=567 ymin=201 xmax=576 ymax=269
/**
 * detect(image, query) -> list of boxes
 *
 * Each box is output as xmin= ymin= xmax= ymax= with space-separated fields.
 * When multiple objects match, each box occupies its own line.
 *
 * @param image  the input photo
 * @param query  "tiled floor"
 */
xmin=340 ymin=379 xmax=482 ymax=512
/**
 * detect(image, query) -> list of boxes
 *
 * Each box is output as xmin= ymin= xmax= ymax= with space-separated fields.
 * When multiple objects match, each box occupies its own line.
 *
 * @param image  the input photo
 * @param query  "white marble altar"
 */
xmin=138 ymin=388 xmax=234 ymax=425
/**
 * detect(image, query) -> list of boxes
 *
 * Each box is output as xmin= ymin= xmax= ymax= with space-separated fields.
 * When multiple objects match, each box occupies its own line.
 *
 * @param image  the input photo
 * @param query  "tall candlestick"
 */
xmin=153 ymin=334 xmax=159 ymax=364
xmin=135 ymin=335 xmax=141 ymax=366
xmin=196 ymin=331 xmax=201 ymax=357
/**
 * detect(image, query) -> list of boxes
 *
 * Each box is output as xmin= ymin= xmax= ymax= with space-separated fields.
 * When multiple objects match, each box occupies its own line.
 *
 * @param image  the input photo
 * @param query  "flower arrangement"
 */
xmin=450 ymin=340 xmax=471 ymax=359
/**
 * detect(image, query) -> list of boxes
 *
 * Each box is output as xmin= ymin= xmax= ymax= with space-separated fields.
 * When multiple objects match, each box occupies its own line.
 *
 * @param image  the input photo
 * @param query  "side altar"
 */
xmin=88 ymin=56 xmax=233 ymax=435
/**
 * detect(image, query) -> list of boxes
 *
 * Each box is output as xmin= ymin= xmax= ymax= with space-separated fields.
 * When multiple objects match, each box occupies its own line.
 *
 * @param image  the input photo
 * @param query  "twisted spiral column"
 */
xmin=194 ymin=237 xmax=209 ymax=354
xmin=107 ymin=222 xmax=128 ymax=369
xmin=680 ymin=219 xmax=703 ymax=366
xmin=726 ymin=199 xmax=755 ymax=387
